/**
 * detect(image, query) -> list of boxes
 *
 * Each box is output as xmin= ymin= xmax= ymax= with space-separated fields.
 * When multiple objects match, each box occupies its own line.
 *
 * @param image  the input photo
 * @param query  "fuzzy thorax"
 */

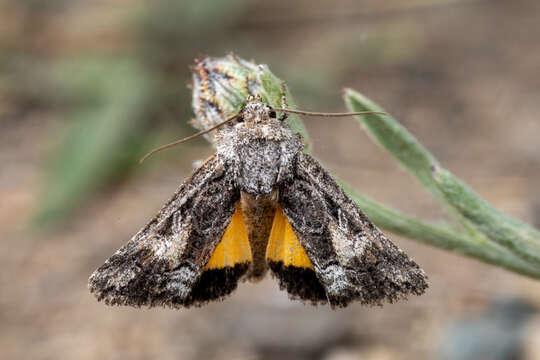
xmin=215 ymin=97 xmax=303 ymax=196
xmin=216 ymin=130 xmax=302 ymax=196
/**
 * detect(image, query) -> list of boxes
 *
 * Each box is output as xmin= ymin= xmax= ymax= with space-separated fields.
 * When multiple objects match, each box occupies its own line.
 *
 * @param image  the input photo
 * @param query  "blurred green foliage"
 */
xmin=34 ymin=59 xmax=151 ymax=225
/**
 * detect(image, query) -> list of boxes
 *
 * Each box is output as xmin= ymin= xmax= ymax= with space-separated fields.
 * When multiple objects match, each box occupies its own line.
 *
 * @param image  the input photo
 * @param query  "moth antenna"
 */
xmin=140 ymin=113 xmax=242 ymax=163
xmin=271 ymin=108 xmax=386 ymax=117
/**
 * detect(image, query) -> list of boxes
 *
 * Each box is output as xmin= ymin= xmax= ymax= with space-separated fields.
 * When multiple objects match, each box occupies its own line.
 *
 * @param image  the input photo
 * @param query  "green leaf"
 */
xmin=343 ymin=88 xmax=439 ymax=195
xmin=343 ymin=88 xmax=540 ymax=278
xmin=434 ymin=168 xmax=540 ymax=265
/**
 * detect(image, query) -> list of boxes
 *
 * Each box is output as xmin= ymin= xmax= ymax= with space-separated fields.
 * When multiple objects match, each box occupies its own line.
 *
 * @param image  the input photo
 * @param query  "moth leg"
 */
xmin=278 ymin=81 xmax=289 ymax=122
xmin=244 ymin=75 xmax=254 ymax=96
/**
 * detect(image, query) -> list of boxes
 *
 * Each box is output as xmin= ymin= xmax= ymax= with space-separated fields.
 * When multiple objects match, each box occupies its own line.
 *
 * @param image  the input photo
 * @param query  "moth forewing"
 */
xmin=88 ymin=156 xmax=251 ymax=308
xmin=278 ymin=153 xmax=428 ymax=308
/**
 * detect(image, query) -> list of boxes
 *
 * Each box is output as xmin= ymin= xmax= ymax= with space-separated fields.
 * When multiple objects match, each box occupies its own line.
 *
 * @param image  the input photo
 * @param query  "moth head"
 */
xmin=240 ymin=94 xmax=277 ymax=125
xmin=139 ymin=92 xmax=386 ymax=163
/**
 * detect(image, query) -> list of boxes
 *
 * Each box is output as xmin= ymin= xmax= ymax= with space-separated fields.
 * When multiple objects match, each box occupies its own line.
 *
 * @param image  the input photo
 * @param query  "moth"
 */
xmin=89 ymin=85 xmax=428 ymax=309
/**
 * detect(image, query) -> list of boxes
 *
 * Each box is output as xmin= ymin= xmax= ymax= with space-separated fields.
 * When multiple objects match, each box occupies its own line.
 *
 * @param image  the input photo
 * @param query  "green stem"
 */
xmin=339 ymin=181 xmax=540 ymax=279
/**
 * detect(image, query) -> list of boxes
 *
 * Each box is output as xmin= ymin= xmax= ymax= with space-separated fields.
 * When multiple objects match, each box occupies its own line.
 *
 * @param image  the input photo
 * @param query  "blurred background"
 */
xmin=2 ymin=0 xmax=540 ymax=359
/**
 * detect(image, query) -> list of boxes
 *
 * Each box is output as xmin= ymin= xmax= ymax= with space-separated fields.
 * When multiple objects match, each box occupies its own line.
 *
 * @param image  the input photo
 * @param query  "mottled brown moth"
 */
xmin=89 ymin=57 xmax=428 ymax=309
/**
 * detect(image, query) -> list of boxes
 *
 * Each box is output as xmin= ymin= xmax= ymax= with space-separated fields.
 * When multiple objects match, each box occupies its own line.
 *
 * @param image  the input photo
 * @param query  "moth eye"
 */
xmin=269 ymin=111 xmax=277 ymax=119
xmin=236 ymin=116 xmax=244 ymax=123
